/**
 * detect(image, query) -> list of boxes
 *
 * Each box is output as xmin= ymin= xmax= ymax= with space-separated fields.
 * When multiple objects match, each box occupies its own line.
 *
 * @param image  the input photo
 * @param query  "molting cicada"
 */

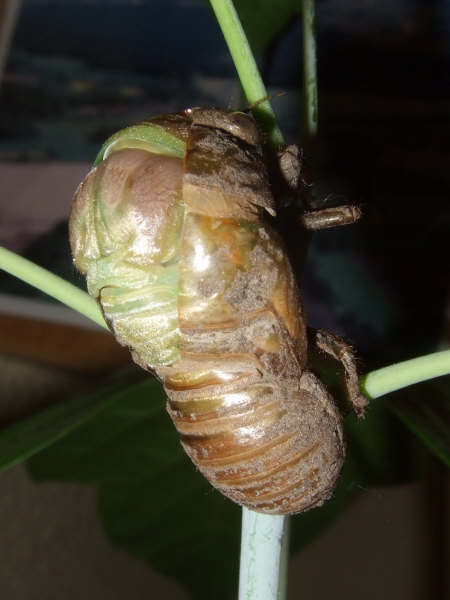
xmin=70 ymin=108 xmax=367 ymax=515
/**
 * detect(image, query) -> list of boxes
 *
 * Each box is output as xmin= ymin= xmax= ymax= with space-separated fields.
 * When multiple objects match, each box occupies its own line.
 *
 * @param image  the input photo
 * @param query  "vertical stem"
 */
xmin=277 ymin=515 xmax=291 ymax=599
xmin=238 ymin=509 xmax=290 ymax=600
xmin=301 ymin=0 xmax=318 ymax=154
xmin=207 ymin=3 xmax=290 ymax=597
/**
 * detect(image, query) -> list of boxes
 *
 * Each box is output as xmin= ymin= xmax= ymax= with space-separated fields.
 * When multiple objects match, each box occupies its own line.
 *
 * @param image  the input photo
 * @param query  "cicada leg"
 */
xmin=301 ymin=205 xmax=361 ymax=230
xmin=309 ymin=328 xmax=368 ymax=418
xmin=277 ymin=145 xmax=361 ymax=229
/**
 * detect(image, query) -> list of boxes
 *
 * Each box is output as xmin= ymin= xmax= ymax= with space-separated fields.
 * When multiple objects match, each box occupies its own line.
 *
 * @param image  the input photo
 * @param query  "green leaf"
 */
xmin=344 ymin=398 xmax=421 ymax=485
xmin=233 ymin=0 xmax=300 ymax=54
xmin=27 ymin=377 xmax=241 ymax=600
xmin=0 ymin=369 xmax=143 ymax=474
xmin=100 ymin=470 xmax=240 ymax=600
xmin=390 ymin=379 xmax=450 ymax=468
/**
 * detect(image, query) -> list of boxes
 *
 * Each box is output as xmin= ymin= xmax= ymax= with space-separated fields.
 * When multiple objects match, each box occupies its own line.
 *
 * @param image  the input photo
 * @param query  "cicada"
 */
xmin=70 ymin=108 xmax=367 ymax=515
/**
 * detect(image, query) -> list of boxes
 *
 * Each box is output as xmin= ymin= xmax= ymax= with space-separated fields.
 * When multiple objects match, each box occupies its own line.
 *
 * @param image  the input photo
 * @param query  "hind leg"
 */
xmin=309 ymin=329 xmax=368 ymax=417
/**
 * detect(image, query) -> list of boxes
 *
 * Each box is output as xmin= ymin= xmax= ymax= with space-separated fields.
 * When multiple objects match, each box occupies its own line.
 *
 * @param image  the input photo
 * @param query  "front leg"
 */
xmin=301 ymin=205 xmax=361 ymax=230
xmin=277 ymin=145 xmax=361 ymax=229
xmin=310 ymin=329 xmax=368 ymax=418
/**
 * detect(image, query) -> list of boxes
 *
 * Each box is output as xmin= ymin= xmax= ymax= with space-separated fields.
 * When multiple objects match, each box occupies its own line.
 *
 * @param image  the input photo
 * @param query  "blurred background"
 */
xmin=0 ymin=1 xmax=449 ymax=599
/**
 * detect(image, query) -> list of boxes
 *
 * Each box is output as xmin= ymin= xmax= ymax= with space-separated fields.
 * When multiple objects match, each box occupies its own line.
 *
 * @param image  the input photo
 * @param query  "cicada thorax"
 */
xmin=70 ymin=108 xmax=345 ymax=515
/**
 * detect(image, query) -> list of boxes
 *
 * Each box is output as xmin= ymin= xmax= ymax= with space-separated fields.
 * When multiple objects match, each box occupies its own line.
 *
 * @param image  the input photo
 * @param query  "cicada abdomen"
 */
xmin=70 ymin=108 xmax=345 ymax=515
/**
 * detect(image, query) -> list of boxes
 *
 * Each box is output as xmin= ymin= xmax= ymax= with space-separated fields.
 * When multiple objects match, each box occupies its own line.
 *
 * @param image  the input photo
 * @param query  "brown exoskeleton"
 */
xmin=70 ymin=107 xmax=368 ymax=515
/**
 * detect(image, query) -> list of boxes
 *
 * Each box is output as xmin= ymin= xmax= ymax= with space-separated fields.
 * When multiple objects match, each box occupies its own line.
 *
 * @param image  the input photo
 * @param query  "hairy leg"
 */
xmin=310 ymin=329 xmax=368 ymax=417
xmin=277 ymin=146 xmax=365 ymax=412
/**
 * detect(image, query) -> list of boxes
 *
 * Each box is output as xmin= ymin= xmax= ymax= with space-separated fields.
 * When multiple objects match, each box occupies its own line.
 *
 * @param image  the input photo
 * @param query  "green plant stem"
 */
xmin=0 ymin=246 xmax=107 ymax=329
xmin=301 ymin=0 xmax=318 ymax=153
xmin=208 ymin=0 xmax=283 ymax=146
xmin=361 ymin=350 xmax=450 ymax=399
xmin=238 ymin=510 xmax=290 ymax=600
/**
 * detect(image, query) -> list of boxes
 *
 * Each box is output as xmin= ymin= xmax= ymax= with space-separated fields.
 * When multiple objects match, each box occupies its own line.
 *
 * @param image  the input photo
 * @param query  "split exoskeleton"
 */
xmin=70 ymin=108 xmax=367 ymax=515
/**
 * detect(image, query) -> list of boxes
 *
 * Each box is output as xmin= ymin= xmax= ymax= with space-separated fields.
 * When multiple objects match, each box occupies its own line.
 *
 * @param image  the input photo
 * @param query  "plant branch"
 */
xmin=208 ymin=0 xmax=283 ymax=146
xmin=0 ymin=246 xmax=107 ymax=329
xmin=238 ymin=510 xmax=290 ymax=600
xmin=361 ymin=350 xmax=450 ymax=400
xmin=301 ymin=0 xmax=318 ymax=153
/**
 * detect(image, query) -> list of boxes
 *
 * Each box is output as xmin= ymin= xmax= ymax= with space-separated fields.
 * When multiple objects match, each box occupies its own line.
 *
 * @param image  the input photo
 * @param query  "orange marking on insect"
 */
xmin=213 ymin=228 xmax=245 ymax=266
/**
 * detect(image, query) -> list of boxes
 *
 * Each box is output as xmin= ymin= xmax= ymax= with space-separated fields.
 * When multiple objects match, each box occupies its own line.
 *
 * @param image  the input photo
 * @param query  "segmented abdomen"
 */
xmin=159 ymin=212 xmax=343 ymax=514
xmin=168 ymin=380 xmax=344 ymax=514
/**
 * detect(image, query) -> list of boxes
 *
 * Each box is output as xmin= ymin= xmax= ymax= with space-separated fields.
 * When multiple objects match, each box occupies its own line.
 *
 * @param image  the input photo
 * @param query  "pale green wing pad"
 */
xmin=94 ymin=124 xmax=186 ymax=166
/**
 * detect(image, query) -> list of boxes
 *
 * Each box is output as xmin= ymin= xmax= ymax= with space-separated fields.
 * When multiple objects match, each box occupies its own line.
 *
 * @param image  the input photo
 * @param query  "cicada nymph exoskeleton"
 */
xmin=70 ymin=108 xmax=366 ymax=514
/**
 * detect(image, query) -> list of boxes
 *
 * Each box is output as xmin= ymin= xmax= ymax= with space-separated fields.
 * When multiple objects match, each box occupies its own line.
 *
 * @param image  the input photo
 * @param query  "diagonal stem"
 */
xmin=208 ymin=0 xmax=283 ymax=146
xmin=0 ymin=246 xmax=107 ymax=329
